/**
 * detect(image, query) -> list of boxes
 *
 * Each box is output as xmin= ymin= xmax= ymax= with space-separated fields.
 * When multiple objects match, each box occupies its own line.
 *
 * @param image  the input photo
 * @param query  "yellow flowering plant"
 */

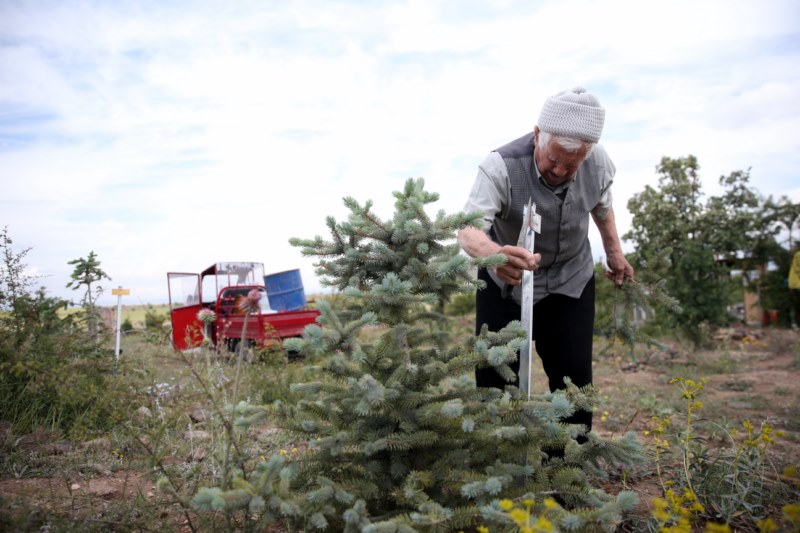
xmin=645 ymin=376 xmax=797 ymax=532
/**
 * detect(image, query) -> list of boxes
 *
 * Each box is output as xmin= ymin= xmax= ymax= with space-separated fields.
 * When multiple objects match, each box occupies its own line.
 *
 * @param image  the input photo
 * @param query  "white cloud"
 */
xmin=1 ymin=0 xmax=799 ymax=307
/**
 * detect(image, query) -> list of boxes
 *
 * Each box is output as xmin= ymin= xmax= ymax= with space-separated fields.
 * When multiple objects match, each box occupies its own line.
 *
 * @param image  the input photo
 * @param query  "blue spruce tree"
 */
xmin=192 ymin=178 xmax=643 ymax=532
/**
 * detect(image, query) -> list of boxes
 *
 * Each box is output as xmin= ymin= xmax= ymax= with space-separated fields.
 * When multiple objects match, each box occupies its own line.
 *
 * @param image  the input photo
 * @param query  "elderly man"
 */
xmin=458 ymin=87 xmax=634 ymax=433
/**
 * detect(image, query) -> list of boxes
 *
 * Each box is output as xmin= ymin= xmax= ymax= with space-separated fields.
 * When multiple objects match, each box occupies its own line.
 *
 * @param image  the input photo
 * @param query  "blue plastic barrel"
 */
xmin=264 ymin=269 xmax=307 ymax=311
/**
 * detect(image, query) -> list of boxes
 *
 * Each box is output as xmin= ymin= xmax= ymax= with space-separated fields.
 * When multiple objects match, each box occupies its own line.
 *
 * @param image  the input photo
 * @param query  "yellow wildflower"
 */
xmin=703 ymin=522 xmax=732 ymax=533
xmin=783 ymin=503 xmax=800 ymax=523
xmin=509 ymin=507 xmax=528 ymax=525
xmin=543 ymin=497 xmax=559 ymax=510
xmin=652 ymin=498 xmax=671 ymax=522
xmin=533 ymin=516 xmax=554 ymax=532
xmin=756 ymin=517 xmax=778 ymax=532
xmin=499 ymin=499 xmax=514 ymax=511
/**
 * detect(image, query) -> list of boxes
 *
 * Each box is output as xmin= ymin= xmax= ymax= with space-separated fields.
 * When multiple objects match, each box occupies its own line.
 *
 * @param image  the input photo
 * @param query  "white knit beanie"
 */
xmin=537 ymin=86 xmax=605 ymax=143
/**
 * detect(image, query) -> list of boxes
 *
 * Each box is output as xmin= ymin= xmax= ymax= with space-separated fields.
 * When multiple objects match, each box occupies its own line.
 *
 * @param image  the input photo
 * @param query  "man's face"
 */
xmin=534 ymin=127 xmax=590 ymax=187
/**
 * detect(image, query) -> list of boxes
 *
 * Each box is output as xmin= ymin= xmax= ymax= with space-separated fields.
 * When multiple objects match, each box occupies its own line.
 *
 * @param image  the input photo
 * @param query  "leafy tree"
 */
xmin=625 ymin=156 xmax=789 ymax=341
xmin=66 ymin=251 xmax=111 ymax=338
xmin=702 ymin=169 xmax=766 ymax=264
xmin=766 ymin=195 xmax=800 ymax=251
xmin=189 ymin=179 xmax=643 ymax=531
xmin=757 ymin=196 xmax=800 ymax=325
xmin=626 ymin=156 xmax=703 ymax=262
xmin=0 ymin=226 xmax=36 ymax=311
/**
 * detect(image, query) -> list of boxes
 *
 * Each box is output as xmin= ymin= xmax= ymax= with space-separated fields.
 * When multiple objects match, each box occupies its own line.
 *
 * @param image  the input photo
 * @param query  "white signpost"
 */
xmin=111 ymin=286 xmax=130 ymax=376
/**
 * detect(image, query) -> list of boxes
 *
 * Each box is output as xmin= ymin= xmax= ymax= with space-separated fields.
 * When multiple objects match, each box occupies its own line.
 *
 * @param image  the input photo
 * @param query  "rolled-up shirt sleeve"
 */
xmin=462 ymin=152 xmax=510 ymax=233
xmin=590 ymin=156 xmax=615 ymax=221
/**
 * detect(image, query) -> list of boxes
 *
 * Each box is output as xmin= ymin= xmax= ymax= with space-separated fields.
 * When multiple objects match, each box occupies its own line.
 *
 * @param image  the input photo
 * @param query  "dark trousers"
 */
xmin=474 ymin=268 xmax=595 ymax=432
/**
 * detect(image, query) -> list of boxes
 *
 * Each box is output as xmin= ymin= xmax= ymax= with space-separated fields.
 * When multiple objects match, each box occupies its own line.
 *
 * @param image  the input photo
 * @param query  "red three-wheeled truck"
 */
xmin=166 ymin=262 xmax=320 ymax=352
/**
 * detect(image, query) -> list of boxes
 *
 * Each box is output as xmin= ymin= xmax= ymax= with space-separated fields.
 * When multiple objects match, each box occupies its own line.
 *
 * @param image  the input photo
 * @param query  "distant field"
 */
xmin=63 ymin=304 xmax=172 ymax=329
xmin=70 ymin=294 xmax=327 ymax=329
xmin=111 ymin=304 xmax=169 ymax=328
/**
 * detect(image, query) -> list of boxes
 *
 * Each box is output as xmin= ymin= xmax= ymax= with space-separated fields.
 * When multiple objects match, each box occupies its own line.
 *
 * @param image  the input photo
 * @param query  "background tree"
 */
xmin=0 ymin=226 xmax=36 ymax=311
xmin=66 ymin=251 xmax=111 ymax=338
xmin=754 ymin=195 xmax=800 ymax=327
xmin=626 ymin=156 xmax=796 ymax=338
xmin=766 ymin=195 xmax=800 ymax=251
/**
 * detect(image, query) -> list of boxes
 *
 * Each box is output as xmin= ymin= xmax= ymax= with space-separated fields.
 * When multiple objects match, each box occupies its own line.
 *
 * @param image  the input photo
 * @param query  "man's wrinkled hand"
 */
xmin=496 ymin=246 xmax=540 ymax=286
xmin=606 ymin=251 xmax=634 ymax=287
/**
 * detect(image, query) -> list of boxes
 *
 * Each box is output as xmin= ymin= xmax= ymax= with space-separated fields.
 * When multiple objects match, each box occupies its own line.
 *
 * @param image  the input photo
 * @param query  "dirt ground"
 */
xmin=1 ymin=327 xmax=798 ymax=531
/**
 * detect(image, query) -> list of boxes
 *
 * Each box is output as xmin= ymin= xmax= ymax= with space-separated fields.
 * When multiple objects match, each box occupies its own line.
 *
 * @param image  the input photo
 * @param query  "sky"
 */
xmin=2 ymin=0 xmax=799 ymax=307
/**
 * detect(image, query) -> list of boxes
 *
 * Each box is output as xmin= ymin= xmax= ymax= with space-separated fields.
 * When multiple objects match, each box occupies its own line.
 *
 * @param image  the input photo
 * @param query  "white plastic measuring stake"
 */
xmin=518 ymin=199 xmax=540 ymax=397
xmin=111 ymin=286 xmax=130 ymax=377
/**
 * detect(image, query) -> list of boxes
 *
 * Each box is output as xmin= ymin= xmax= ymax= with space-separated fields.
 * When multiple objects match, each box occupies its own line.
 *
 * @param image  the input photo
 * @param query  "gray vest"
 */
xmin=491 ymin=132 xmax=605 ymax=302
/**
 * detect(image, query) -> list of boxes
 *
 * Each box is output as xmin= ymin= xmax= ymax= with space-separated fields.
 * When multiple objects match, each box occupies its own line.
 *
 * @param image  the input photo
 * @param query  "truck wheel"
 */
xmin=285 ymin=347 xmax=304 ymax=362
xmin=224 ymin=337 xmax=239 ymax=353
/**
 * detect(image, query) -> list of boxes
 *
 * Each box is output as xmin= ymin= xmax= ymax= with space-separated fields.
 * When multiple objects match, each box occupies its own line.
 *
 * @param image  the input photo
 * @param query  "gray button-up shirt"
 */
xmin=463 ymin=132 xmax=615 ymax=304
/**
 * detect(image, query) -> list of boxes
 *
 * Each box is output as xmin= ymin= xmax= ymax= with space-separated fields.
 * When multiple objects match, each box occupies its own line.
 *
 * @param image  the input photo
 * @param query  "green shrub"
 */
xmin=144 ymin=305 xmax=168 ymax=330
xmin=0 ymin=230 xmax=119 ymax=438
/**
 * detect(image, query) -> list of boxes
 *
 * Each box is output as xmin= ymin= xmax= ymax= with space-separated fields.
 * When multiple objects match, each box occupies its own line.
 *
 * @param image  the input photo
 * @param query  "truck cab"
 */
xmin=167 ymin=262 xmax=320 ymax=351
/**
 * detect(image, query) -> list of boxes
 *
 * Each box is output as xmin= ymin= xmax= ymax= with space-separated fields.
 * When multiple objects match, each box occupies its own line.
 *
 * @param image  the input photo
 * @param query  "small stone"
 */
xmin=17 ymin=428 xmax=56 ymax=451
xmin=88 ymin=479 xmax=118 ymax=499
xmin=134 ymin=406 xmax=153 ymax=419
xmin=71 ymin=483 xmax=81 ymax=491
xmin=45 ymin=440 xmax=73 ymax=455
xmin=80 ymin=463 xmax=112 ymax=476
xmin=79 ymin=437 xmax=111 ymax=451
xmin=182 ymin=430 xmax=210 ymax=441
xmin=186 ymin=447 xmax=206 ymax=463
xmin=187 ymin=405 xmax=208 ymax=424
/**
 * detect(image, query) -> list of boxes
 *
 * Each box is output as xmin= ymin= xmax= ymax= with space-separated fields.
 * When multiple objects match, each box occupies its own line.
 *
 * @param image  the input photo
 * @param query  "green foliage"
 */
xmin=757 ymin=242 xmax=798 ymax=327
xmin=444 ymin=290 xmax=476 ymax=316
xmin=667 ymin=242 xmax=729 ymax=344
xmin=0 ymin=226 xmax=35 ymax=311
xmin=66 ymin=251 xmax=111 ymax=338
xmin=144 ymin=305 xmax=167 ymax=330
xmin=625 ymin=157 xmax=794 ymax=343
xmin=595 ymin=250 xmax=681 ymax=360
xmin=192 ymin=178 xmax=645 ymax=531
xmin=0 ymin=232 xmax=117 ymax=437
